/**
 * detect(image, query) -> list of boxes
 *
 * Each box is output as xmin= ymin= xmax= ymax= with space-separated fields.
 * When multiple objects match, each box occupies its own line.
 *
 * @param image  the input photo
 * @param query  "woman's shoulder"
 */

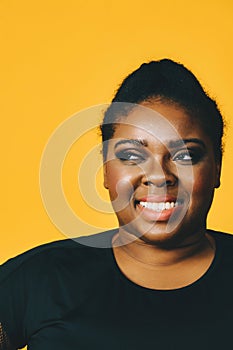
xmin=208 ymin=229 xmax=233 ymax=243
xmin=208 ymin=229 xmax=233 ymax=263
xmin=0 ymin=229 xmax=117 ymax=283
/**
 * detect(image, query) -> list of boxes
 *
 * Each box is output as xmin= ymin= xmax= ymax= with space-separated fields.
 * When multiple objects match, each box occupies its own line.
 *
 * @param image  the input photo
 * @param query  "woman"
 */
xmin=0 ymin=59 xmax=232 ymax=349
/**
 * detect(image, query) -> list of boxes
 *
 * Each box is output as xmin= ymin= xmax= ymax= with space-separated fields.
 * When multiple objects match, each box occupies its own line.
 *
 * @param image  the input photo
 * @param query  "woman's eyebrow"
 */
xmin=168 ymin=138 xmax=206 ymax=149
xmin=114 ymin=139 xmax=148 ymax=149
xmin=114 ymin=138 xmax=206 ymax=149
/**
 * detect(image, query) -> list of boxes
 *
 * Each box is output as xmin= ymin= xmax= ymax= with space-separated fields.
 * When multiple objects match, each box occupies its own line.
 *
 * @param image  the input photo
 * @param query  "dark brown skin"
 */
xmin=104 ymin=101 xmax=221 ymax=290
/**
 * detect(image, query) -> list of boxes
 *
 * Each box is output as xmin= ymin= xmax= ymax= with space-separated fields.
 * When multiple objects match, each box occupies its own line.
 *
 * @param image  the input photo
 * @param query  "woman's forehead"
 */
xmin=111 ymin=104 xmax=201 ymax=143
xmin=118 ymin=103 xmax=194 ymax=127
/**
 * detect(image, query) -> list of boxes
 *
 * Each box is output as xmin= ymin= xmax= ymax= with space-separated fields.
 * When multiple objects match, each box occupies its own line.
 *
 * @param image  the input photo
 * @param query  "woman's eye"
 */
xmin=173 ymin=151 xmax=200 ymax=164
xmin=115 ymin=150 xmax=145 ymax=163
xmin=174 ymin=152 xmax=192 ymax=161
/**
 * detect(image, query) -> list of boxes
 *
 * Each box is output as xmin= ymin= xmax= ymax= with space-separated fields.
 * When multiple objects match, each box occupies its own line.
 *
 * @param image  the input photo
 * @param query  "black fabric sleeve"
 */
xmin=0 ymin=322 xmax=11 ymax=349
xmin=0 ymin=242 xmax=76 ymax=349
xmin=0 ymin=261 xmax=28 ymax=349
xmin=0 ymin=247 xmax=63 ymax=348
xmin=0 ymin=238 xmax=73 ymax=285
xmin=0 ymin=238 xmax=76 ymax=349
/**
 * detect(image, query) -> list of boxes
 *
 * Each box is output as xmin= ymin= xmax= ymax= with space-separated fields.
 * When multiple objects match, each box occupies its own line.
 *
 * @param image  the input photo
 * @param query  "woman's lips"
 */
xmin=135 ymin=196 xmax=183 ymax=222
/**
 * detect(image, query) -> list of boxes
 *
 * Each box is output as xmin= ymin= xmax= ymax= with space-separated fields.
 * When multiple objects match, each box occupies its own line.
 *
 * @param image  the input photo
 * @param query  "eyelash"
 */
xmin=115 ymin=150 xmax=145 ymax=163
xmin=115 ymin=149 xmax=202 ymax=165
xmin=172 ymin=150 xmax=202 ymax=164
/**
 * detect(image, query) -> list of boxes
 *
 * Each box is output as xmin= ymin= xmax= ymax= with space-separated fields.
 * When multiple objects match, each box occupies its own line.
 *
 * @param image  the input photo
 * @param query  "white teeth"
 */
xmin=139 ymin=201 xmax=179 ymax=212
xmin=148 ymin=202 xmax=153 ymax=209
xmin=159 ymin=203 xmax=165 ymax=210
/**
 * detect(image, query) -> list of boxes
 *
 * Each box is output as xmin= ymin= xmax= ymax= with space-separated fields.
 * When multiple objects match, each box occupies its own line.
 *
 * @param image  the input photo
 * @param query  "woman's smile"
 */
xmin=135 ymin=195 xmax=183 ymax=222
xmin=104 ymin=101 xmax=220 ymax=246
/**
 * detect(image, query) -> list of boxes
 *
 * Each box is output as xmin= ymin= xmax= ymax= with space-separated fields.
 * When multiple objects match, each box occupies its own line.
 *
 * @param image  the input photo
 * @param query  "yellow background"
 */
xmin=1 ymin=0 xmax=233 ymax=264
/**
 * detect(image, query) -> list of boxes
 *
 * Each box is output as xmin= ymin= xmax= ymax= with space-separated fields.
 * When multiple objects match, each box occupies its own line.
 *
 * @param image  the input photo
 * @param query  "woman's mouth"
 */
xmin=134 ymin=197 xmax=183 ymax=222
xmin=139 ymin=200 xmax=179 ymax=212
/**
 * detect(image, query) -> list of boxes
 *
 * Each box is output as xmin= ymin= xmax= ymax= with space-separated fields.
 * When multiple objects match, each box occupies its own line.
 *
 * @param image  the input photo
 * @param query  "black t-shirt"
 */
xmin=0 ymin=229 xmax=233 ymax=349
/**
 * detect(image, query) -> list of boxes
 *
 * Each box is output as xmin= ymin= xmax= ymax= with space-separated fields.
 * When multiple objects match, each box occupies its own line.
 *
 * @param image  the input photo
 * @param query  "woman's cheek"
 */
xmin=190 ymin=166 xmax=216 ymax=205
xmin=178 ymin=165 xmax=215 ymax=208
xmin=107 ymin=167 xmax=136 ymax=212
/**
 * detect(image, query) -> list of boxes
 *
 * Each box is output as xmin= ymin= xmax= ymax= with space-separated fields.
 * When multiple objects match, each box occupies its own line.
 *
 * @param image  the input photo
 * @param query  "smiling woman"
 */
xmin=0 ymin=59 xmax=232 ymax=350
xmin=105 ymin=102 xmax=220 ymax=290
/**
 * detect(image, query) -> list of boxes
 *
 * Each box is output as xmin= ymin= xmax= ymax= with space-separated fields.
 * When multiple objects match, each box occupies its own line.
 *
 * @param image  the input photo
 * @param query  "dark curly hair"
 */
xmin=100 ymin=59 xmax=224 ymax=162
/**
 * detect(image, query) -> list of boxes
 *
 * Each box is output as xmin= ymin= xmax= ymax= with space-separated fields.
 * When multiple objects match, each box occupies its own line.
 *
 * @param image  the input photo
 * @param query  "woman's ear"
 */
xmin=103 ymin=163 xmax=109 ymax=189
xmin=214 ymin=161 xmax=222 ymax=188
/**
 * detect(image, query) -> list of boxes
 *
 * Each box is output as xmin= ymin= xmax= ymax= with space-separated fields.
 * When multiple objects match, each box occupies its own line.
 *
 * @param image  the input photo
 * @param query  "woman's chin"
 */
xmin=119 ymin=220 xmax=185 ymax=246
xmin=138 ymin=230 xmax=181 ymax=246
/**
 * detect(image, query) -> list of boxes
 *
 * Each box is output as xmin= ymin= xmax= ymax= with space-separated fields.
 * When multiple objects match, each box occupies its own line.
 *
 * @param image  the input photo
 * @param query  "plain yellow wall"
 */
xmin=1 ymin=0 xmax=233 ymax=264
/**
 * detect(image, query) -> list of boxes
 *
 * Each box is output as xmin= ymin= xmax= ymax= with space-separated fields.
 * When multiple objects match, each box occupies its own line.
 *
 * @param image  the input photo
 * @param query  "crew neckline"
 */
xmin=107 ymin=229 xmax=221 ymax=294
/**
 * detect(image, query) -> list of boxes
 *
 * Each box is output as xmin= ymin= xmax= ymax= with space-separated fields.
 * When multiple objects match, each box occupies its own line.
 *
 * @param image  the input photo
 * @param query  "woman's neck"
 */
xmin=113 ymin=229 xmax=215 ymax=267
xmin=112 ymin=229 xmax=216 ymax=290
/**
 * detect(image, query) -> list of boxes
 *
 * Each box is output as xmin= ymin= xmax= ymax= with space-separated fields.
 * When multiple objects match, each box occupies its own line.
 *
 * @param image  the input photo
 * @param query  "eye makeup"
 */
xmin=171 ymin=147 xmax=206 ymax=165
xmin=113 ymin=138 xmax=206 ymax=166
xmin=115 ymin=149 xmax=146 ymax=164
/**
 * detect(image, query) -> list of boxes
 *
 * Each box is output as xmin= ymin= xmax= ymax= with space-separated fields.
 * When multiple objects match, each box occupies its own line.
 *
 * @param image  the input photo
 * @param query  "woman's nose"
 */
xmin=141 ymin=159 xmax=177 ymax=188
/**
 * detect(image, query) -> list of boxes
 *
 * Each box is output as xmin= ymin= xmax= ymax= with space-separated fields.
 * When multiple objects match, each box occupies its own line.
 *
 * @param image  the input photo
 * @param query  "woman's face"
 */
xmin=104 ymin=102 xmax=221 ymax=246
